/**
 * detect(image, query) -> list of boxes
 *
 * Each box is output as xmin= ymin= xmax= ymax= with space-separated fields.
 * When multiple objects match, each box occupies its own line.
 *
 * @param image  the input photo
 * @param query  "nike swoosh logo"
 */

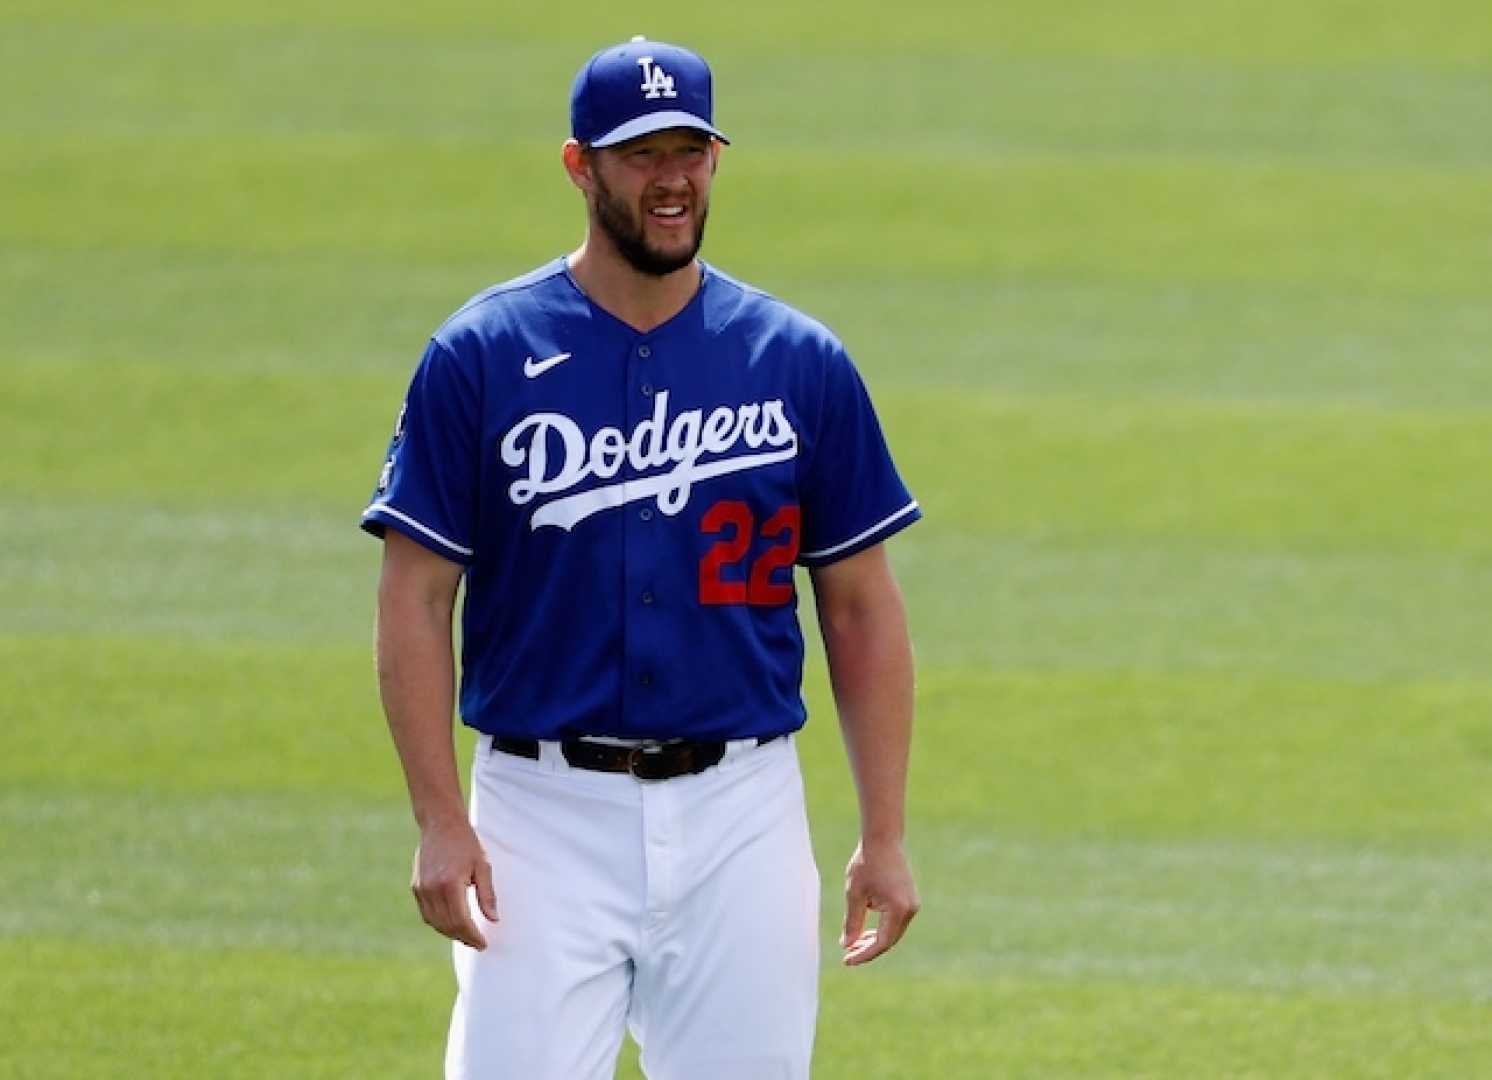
xmin=523 ymin=351 xmax=572 ymax=378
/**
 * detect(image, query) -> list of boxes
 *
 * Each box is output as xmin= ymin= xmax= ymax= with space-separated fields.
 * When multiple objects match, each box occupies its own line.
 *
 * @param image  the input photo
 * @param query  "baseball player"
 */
xmin=364 ymin=35 xmax=921 ymax=1080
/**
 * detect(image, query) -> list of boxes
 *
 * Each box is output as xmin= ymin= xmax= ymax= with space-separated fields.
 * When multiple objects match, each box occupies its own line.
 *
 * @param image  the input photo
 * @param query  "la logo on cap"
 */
xmin=637 ymin=56 xmax=677 ymax=100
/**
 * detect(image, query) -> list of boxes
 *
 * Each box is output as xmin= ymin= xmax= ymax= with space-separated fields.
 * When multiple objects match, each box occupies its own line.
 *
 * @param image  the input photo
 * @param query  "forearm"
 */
xmin=376 ymin=585 xmax=466 ymax=829
xmin=821 ymin=583 xmax=914 ymax=845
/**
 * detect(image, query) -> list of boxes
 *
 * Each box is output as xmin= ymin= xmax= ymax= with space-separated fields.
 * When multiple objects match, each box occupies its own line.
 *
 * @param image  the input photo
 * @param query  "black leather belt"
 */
xmin=491 ymin=734 xmax=781 ymax=781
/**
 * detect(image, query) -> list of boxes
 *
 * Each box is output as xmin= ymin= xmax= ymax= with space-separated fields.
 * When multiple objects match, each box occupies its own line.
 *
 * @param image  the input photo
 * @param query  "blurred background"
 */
xmin=3 ymin=1 xmax=1490 ymax=1076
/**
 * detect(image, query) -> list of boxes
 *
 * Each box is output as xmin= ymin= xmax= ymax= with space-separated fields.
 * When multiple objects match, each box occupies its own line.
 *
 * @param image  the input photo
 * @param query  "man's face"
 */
xmin=587 ymin=129 xmax=716 ymax=277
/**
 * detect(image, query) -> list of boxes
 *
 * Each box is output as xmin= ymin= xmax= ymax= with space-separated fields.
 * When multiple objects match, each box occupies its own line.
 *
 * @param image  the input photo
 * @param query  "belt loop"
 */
xmin=719 ymin=735 xmax=770 ymax=770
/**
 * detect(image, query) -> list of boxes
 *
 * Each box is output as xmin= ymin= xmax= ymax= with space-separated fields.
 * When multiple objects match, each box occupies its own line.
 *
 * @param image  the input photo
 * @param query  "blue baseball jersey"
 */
xmin=362 ymin=258 xmax=919 ymax=741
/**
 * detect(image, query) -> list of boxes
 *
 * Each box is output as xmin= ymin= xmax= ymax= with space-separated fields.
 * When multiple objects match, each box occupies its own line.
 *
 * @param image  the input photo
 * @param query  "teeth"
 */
xmin=651 ymin=206 xmax=685 ymax=217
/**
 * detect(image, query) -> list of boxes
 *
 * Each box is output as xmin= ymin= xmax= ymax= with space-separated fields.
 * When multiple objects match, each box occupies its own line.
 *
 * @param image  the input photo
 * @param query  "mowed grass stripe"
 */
xmin=6 ymin=362 xmax=1488 ymax=553
xmin=884 ymin=391 xmax=1492 ymax=554
xmin=0 ymin=791 xmax=426 ymax=958
xmin=0 ymin=248 xmax=488 ymax=372
xmin=5 ymin=635 xmax=1489 ymax=846
xmin=7 ymin=0 xmax=1491 ymax=67
xmin=5 ymin=137 xmax=1491 ymax=293
xmin=913 ymin=670 xmax=1492 ymax=840
xmin=7 ymin=938 xmax=1487 ymax=1080
xmin=10 ymin=250 xmax=1492 ymax=413
xmin=5 ymin=789 xmax=1491 ymax=994
xmin=1 ymin=636 xmax=396 ymax=797
xmin=818 ymin=667 xmax=1492 ymax=843
xmin=1 ymin=501 xmax=378 ymax=643
xmin=788 ymin=275 xmax=1492 ymax=408
xmin=7 ymin=19 xmax=1490 ymax=170
xmin=7 ymin=500 xmax=1492 ymax=680
xmin=894 ymin=530 xmax=1492 ymax=681
xmin=813 ymin=970 xmax=1492 ymax=1078
xmin=2 ymin=362 xmax=400 ymax=505
xmin=1 ymin=940 xmax=449 ymax=1080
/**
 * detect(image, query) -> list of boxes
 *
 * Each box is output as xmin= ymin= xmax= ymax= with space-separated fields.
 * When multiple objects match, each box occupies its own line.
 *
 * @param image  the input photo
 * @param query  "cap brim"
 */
xmin=589 ymin=110 xmax=730 ymax=148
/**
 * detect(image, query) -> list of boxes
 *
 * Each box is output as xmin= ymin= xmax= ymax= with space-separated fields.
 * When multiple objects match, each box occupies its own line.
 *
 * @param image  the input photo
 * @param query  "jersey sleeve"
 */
xmin=797 ymin=348 xmax=921 ymax=567
xmin=360 ymin=338 xmax=480 ymax=564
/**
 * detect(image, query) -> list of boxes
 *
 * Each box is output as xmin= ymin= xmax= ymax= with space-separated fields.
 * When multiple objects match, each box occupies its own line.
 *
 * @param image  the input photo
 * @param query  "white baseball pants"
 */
xmin=445 ymin=733 xmax=821 ymax=1080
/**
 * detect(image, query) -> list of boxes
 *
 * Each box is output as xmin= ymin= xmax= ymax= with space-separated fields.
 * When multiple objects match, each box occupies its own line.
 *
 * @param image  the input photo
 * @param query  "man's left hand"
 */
xmin=840 ymin=838 xmax=920 ymax=966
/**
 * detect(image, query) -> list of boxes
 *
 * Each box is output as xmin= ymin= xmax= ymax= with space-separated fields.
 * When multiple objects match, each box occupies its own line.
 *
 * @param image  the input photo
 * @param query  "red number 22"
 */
xmin=699 ymin=500 xmax=801 ymax=606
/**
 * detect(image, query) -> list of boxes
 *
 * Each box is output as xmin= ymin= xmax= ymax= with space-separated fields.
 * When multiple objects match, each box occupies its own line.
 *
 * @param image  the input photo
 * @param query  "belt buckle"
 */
xmin=627 ymin=742 xmax=668 ymax=781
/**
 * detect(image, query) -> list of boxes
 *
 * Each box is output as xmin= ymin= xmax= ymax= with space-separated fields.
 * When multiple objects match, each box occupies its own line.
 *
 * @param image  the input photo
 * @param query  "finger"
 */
xmin=841 ymin=890 xmax=867 ymax=948
xmin=845 ymin=900 xmax=918 ymax=966
xmin=413 ymin=878 xmax=450 ymax=932
xmin=873 ymin=902 xmax=915 ymax=953
xmin=474 ymin=860 xmax=499 ymax=925
xmin=451 ymin=890 xmax=488 ymax=951
xmin=412 ymin=851 xmax=446 ymax=929
xmin=412 ymin=878 xmax=444 ymax=932
xmin=842 ymin=927 xmax=881 ymax=966
xmin=441 ymin=880 xmax=488 ymax=950
xmin=440 ymin=889 xmax=487 ymax=950
xmin=418 ymin=878 xmax=487 ymax=951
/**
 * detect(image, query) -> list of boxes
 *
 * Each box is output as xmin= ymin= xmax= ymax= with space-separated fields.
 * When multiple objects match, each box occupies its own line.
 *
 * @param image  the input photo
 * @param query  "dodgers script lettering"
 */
xmin=500 ymin=392 xmax=798 ymax=531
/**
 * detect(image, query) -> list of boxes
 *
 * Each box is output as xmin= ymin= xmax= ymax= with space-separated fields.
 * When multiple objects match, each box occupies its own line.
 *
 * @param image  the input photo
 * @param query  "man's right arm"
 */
xmin=376 ymin=528 xmax=497 ymax=950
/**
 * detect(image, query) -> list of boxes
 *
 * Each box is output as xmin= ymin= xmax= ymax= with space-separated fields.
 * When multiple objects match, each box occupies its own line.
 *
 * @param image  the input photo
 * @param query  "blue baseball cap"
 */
xmin=570 ymin=36 xmax=731 ymax=149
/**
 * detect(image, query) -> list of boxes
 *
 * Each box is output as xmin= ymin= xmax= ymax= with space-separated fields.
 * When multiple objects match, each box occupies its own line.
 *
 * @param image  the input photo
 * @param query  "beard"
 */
xmin=592 ymin=171 xmax=709 ymax=278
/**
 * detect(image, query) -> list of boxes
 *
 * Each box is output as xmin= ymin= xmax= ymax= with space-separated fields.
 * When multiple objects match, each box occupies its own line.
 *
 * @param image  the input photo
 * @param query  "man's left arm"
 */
xmin=810 ymin=541 xmax=920 ymax=966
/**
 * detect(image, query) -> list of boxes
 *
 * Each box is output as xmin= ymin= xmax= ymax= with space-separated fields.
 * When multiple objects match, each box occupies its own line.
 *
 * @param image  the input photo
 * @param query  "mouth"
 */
xmin=647 ymin=203 xmax=691 ymax=229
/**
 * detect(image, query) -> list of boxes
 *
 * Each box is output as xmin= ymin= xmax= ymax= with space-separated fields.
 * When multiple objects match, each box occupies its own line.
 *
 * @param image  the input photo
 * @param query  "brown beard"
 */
xmin=591 ymin=167 xmax=709 ymax=278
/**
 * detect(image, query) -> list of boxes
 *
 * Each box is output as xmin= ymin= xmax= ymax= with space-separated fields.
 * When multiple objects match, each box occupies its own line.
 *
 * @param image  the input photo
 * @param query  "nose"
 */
xmin=654 ymin=161 xmax=690 ymax=193
xmin=653 ymin=148 xmax=696 ymax=189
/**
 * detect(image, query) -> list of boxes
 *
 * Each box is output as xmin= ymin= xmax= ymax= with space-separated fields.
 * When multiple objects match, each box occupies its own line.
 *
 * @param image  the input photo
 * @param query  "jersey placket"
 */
xmin=622 ymin=336 xmax=663 ymax=733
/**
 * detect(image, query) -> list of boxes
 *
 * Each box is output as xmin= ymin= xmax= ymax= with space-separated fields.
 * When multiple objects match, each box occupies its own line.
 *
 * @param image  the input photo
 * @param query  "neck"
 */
xmin=566 ymin=235 xmax=702 ymax=334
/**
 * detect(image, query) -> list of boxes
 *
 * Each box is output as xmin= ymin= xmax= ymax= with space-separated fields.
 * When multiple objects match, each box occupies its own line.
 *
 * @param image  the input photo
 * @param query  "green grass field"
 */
xmin=4 ymin=2 xmax=1491 ymax=1076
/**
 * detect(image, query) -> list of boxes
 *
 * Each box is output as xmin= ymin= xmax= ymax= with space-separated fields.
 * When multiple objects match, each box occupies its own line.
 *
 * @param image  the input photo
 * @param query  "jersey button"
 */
xmin=638 ymin=345 xmax=652 ymax=359
xmin=640 ymin=382 xmax=654 ymax=397
xmin=639 ymin=507 xmax=654 ymax=521
xmin=641 ymin=591 xmax=655 ymax=605
xmin=639 ymin=672 xmax=653 ymax=687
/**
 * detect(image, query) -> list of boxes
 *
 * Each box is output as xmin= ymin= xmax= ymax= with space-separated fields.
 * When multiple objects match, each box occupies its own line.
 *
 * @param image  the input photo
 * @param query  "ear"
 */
xmin=562 ymin=138 xmax=593 ymax=192
xmin=710 ymin=139 xmax=724 ymax=175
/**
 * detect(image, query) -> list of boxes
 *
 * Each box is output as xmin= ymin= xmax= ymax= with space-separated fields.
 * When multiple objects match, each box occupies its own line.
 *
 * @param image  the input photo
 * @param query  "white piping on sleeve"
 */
xmin=800 ymin=500 xmax=920 ymax=561
xmin=363 ymin=502 xmax=475 ymax=558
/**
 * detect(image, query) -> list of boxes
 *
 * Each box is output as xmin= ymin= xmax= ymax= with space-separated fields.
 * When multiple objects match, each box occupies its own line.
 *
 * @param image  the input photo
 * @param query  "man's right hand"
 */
xmin=412 ymin=816 xmax=499 ymax=950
